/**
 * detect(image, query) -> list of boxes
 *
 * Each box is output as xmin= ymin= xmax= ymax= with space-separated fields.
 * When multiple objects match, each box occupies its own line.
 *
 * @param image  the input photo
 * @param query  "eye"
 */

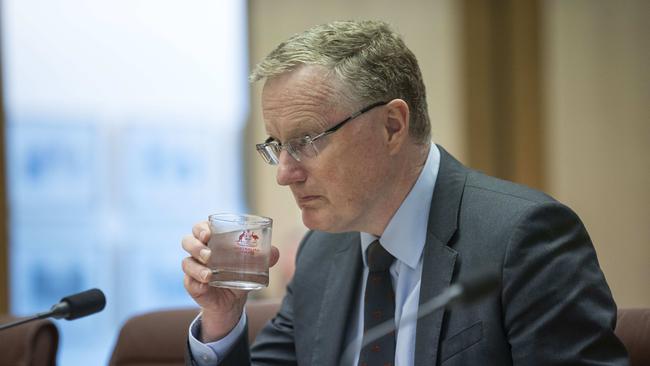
xmin=297 ymin=135 xmax=312 ymax=144
xmin=291 ymin=136 xmax=312 ymax=150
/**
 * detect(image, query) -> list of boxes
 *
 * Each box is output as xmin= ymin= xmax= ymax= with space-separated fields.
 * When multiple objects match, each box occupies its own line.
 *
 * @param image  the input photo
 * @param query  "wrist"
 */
xmin=200 ymin=305 xmax=245 ymax=342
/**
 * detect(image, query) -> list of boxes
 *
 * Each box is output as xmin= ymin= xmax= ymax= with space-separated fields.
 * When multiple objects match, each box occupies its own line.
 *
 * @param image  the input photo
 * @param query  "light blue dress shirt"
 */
xmin=352 ymin=144 xmax=439 ymax=366
xmin=189 ymin=144 xmax=440 ymax=366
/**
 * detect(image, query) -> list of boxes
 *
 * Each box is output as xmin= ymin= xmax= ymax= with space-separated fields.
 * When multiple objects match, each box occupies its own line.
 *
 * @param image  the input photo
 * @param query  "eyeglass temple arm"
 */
xmin=258 ymin=100 xmax=389 ymax=144
xmin=325 ymin=100 xmax=389 ymax=134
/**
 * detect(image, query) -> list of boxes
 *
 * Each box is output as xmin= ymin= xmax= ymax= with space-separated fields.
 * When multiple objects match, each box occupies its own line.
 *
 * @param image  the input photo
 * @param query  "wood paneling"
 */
xmin=462 ymin=0 xmax=544 ymax=190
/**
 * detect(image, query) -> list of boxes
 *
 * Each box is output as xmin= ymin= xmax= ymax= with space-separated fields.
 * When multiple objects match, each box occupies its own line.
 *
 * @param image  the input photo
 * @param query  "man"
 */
xmin=181 ymin=20 xmax=628 ymax=365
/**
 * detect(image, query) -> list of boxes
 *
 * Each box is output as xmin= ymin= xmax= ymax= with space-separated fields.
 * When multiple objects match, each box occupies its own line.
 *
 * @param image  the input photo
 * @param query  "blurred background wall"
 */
xmin=543 ymin=0 xmax=649 ymax=307
xmin=245 ymin=0 xmax=649 ymax=307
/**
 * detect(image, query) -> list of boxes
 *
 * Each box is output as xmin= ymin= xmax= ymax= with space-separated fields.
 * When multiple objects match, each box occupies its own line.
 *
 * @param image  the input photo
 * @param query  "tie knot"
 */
xmin=367 ymin=240 xmax=394 ymax=272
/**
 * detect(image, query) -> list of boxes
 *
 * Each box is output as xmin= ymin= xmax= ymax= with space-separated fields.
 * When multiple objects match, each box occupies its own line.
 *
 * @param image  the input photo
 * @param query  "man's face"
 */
xmin=261 ymin=66 xmax=393 ymax=234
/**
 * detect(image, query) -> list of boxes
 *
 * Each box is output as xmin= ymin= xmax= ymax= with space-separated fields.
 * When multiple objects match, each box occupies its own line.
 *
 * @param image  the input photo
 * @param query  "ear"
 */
xmin=383 ymin=99 xmax=410 ymax=155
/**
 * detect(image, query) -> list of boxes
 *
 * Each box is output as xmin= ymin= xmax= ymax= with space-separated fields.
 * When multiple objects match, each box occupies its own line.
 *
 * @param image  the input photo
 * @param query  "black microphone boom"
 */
xmin=0 ymin=288 xmax=106 ymax=331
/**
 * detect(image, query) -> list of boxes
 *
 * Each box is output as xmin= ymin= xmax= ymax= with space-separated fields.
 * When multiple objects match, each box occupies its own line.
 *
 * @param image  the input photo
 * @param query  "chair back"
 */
xmin=109 ymin=299 xmax=281 ymax=366
xmin=0 ymin=315 xmax=59 ymax=366
xmin=616 ymin=308 xmax=650 ymax=366
xmin=110 ymin=303 xmax=650 ymax=366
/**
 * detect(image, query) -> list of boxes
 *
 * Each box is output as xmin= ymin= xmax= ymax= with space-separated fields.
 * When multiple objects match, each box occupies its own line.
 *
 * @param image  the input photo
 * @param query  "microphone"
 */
xmin=340 ymin=271 xmax=499 ymax=365
xmin=48 ymin=288 xmax=107 ymax=320
xmin=0 ymin=288 xmax=106 ymax=331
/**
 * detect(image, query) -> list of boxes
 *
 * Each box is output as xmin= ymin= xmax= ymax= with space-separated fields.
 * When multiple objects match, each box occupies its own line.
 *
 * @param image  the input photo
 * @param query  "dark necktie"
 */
xmin=358 ymin=240 xmax=396 ymax=366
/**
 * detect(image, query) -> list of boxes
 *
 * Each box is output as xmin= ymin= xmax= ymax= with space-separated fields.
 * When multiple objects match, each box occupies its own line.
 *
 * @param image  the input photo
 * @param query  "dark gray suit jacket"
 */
xmin=188 ymin=146 xmax=628 ymax=365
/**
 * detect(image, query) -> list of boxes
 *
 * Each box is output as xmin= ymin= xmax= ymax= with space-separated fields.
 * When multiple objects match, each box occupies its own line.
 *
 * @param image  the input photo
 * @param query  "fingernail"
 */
xmin=199 ymin=249 xmax=211 ymax=263
xmin=201 ymin=269 xmax=211 ymax=281
xmin=200 ymin=231 xmax=209 ymax=241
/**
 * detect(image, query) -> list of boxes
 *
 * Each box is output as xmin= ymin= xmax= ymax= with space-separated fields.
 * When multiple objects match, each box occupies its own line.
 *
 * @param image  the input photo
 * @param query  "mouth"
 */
xmin=297 ymin=195 xmax=322 ymax=207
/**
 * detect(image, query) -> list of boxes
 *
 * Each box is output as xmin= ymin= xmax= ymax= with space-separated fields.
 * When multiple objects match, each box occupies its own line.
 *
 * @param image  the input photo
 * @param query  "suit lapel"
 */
xmin=311 ymin=233 xmax=362 ymax=366
xmin=415 ymin=145 xmax=468 ymax=366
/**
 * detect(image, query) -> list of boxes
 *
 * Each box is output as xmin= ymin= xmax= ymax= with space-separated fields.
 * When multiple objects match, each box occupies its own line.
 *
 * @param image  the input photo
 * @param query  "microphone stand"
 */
xmin=0 ymin=288 xmax=104 ymax=331
xmin=0 ymin=310 xmax=56 ymax=331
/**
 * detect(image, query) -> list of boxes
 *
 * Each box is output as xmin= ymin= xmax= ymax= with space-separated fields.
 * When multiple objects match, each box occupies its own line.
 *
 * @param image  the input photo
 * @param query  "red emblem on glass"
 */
xmin=237 ymin=230 xmax=259 ymax=247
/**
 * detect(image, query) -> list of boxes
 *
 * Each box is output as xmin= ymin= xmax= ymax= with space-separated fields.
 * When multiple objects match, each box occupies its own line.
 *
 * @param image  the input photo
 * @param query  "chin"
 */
xmin=301 ymin=208 xmax=343 ymax=233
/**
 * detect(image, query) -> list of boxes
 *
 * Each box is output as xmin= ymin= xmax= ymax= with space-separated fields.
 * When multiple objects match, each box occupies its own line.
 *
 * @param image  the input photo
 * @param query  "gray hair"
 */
xmin=250 ymin=20 xmax=431 ymax=144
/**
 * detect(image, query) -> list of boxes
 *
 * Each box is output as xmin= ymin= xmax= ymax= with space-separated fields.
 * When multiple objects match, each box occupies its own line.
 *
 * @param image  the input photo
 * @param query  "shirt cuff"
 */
xmin=188 ymin=310 xmax=247 ymax=366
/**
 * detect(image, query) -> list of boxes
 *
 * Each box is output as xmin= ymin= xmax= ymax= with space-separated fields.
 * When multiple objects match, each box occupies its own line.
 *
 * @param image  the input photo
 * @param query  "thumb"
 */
xmin=269 ymin=245 xmax=281 ymax=268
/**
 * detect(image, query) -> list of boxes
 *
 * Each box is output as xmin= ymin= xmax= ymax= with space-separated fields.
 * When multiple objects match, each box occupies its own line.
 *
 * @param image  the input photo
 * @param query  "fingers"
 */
xmin=182 ymin=221 xmax=212 ymax=266
xmin=269 ymin=245 xmax=281 ymax=268
xmin=182 ymin=234 xmax=211 ymax=264
xmin=182 ymin=256 xmax=211 ymax=285
xmin=184 ymin=273 xmax=209 ymax=299
xmin=192 ymin=221 xmax=211 ymax=243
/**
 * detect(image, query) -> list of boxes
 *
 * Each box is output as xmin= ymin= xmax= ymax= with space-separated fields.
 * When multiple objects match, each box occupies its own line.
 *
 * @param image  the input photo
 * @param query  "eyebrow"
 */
xmin=264 ymin=124 xmax=320 ymax=144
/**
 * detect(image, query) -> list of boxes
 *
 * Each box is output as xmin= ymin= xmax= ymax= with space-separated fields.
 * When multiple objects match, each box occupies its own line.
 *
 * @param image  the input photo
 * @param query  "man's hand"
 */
xmin=182 ymin=221 xmax=280 ymax=342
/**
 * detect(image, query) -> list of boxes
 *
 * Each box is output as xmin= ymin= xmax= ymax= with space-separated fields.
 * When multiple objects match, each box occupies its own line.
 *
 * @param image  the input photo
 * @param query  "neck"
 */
xmin=364 ymin=142 xmax=431 ymax=236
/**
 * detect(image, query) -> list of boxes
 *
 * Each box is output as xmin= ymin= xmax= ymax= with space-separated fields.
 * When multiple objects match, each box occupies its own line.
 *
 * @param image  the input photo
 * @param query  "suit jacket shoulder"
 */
xmin=424 ymin=146 xmax=629 ymax=365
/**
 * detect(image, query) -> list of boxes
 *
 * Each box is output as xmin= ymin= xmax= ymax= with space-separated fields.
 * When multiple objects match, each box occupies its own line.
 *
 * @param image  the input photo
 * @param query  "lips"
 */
xmin=291 ymin=187 xmax=324 ymax=207
xmin=298 ymin=195 xmax=320 ymax=204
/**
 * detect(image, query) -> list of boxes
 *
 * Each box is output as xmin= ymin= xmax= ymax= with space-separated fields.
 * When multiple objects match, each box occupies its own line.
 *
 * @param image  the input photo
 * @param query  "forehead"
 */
xmin=261 ymin=66 xmax=346 ymax=139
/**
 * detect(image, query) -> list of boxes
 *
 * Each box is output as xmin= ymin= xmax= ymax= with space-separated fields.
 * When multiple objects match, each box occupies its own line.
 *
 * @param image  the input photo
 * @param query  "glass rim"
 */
xmin=208 ymin=212 xmax=272 ymax=226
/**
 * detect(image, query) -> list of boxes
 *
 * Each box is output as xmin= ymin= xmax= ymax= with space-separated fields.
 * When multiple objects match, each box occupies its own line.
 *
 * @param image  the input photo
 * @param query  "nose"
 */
xmin=276 ymin=150 xmax=307 ymax=186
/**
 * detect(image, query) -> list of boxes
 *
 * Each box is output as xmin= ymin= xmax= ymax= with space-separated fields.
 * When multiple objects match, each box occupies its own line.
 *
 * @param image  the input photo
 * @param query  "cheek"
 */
xmin=327 ymin=151 xmax=380 ymax=206
xmin=313 ymin=130 xmax=386 ymax=208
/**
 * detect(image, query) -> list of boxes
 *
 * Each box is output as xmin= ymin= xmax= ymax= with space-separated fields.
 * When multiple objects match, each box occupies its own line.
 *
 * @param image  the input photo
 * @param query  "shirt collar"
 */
xmin=360 ymin=144 xmax=440 ymax=269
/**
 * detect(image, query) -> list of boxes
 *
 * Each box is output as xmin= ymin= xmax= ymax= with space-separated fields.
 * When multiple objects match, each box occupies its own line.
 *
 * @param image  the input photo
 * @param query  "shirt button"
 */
xmin=202 ymin=354 xmax=209 ymax=361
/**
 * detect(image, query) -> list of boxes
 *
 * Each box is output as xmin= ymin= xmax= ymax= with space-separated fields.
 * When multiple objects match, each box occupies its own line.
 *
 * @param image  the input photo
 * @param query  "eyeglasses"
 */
xmin=256 ymin=101 xmax=388 ymax=165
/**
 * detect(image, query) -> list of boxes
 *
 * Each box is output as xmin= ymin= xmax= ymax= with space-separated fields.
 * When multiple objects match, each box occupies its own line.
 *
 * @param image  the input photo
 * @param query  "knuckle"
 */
xmin=184 ymin=277 xmax=203 ymax=297
xmin=182 ymin=257 xmax=210 ymax=283
xmin=183 ymin=275 xmax=193 ymax=290
xmin=181 ymin=257 xmax=191 ymax=272
xmin=182 ymin=257 xmax=199 ymax=274
xmin=181 ymin=235 xmax=194 ymax=249
xmin=192 ymin=222 xmax=206 ymax=233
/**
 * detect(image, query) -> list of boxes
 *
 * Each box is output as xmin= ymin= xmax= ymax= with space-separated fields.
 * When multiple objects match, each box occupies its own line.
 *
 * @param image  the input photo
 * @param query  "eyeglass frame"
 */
xmin=255 ymin=100 xmax=389 ymax=165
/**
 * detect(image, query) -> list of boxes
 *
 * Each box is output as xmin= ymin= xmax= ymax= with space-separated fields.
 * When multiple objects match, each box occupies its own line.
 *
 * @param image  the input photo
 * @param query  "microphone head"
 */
xmin=59 ymin=288 xmax=106 ymax=320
